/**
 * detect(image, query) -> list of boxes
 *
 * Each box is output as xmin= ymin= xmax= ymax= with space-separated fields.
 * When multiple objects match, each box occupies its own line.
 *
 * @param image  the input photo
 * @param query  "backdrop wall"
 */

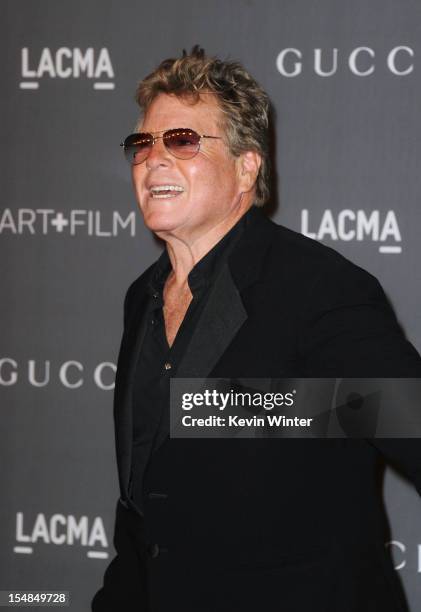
xmin=2 ymin=1 xmax=421 ymax=610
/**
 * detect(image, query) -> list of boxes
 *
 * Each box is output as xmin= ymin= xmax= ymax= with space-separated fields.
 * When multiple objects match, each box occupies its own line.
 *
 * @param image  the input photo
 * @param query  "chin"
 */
xmin=141 ymin=208 xmax=185 ymax=234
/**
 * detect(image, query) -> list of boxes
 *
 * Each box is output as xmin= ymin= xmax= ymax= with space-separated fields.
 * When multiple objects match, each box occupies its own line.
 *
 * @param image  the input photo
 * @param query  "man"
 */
xmin=92 ymin=46 xmax=421 ymax=611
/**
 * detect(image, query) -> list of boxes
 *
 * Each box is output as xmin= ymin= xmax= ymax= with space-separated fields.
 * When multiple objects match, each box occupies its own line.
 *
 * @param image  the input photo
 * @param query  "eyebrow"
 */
xmin=137 ymin=128 xmax=199 ymax=134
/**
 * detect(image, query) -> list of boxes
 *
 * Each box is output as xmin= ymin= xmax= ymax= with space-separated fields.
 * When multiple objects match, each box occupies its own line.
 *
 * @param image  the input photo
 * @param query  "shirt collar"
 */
xmin=147 ymin=205 xmax=258 ymax=297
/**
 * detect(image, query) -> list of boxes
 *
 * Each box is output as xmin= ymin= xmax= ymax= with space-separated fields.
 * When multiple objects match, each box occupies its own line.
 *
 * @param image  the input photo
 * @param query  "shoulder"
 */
xmin=261 ymin=215 xmax=383 ymax=299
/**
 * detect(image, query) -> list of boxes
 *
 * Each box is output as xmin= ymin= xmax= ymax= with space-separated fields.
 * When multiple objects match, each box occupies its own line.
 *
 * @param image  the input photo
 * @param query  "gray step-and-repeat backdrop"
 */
xmin=2 ymin=1 xmax=421 ymax=610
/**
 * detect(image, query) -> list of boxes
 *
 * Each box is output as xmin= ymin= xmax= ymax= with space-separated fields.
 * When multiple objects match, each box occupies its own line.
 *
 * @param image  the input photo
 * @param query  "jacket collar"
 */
xmin=228 ymin=205 xmax=274 ymax=291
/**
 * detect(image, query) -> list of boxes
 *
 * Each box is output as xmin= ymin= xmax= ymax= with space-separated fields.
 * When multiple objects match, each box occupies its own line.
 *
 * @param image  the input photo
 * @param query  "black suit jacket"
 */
xmin=93 ymin=207 xmax=421 ymax=612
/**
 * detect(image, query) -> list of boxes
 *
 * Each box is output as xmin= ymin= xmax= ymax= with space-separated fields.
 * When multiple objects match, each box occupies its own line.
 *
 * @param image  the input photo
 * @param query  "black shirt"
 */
xmin=130 ymin=208 xmax=253 ymax=510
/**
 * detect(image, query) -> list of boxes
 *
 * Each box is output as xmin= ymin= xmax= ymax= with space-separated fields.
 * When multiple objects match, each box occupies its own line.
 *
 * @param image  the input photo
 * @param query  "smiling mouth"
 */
xmin=149 ymin=185 xmax=185 ymax=199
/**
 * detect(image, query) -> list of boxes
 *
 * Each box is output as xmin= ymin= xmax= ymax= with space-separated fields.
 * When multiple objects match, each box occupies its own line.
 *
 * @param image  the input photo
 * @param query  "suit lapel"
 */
xmin=177 ymin=263 xmax=247 ymax=378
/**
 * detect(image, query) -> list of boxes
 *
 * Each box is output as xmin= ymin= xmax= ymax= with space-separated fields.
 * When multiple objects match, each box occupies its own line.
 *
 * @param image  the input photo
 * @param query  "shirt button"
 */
xmin=164 ymin=362 xmax=172 ymax=370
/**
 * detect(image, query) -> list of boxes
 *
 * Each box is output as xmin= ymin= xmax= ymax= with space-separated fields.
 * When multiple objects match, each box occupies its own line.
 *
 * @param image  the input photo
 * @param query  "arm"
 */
xmin=300 ymin=258 xmax=421 ymax=492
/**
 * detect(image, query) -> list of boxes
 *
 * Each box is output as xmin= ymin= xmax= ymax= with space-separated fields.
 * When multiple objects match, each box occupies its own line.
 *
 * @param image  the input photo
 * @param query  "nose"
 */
xmin=145 ymin=136 xmax=173 ymax=170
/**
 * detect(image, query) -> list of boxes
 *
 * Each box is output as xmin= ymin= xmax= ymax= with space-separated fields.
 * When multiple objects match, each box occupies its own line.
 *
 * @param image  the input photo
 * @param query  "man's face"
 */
xmin=131 ymin=93 xmax=249 ymax=243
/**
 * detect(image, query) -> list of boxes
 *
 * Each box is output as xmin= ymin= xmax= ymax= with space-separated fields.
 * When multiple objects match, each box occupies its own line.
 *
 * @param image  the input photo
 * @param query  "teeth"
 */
xmin=150 ymin=185 xmax=184 ymax=193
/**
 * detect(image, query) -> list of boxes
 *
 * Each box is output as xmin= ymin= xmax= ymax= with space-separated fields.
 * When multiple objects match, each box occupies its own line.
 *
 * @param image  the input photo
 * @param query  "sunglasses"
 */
xmin=120 ymin=128 xmax=222 ymax=165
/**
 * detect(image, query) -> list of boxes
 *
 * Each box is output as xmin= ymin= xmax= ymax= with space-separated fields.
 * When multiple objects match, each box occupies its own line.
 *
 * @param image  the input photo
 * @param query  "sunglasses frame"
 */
xmin=120 ymin=128 xmax=222 ymax=164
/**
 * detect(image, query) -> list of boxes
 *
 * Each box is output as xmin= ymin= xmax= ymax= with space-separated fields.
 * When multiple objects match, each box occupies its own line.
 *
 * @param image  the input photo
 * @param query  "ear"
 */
xmin=237 ymin=150 xmax=262 ymax=193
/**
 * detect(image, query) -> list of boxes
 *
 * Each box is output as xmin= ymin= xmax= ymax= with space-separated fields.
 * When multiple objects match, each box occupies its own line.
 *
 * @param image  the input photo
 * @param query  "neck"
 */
xmin=160 ymin=203 xmax=252 ymax=287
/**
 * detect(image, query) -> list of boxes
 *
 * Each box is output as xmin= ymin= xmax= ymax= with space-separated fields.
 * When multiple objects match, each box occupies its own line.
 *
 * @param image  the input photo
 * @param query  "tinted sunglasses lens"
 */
xmin=164 ymin=129 xmax=201 ymax=159
xmin=123 ymin=134 xmax=152 ymax=164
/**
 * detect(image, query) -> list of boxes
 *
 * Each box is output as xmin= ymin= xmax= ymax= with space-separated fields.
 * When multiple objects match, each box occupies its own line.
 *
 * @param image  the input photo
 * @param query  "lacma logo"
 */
xmin=301 ymin=209 xmax=402 ymax=254
xmin=14 ymin=512 xmax=109 ymax=560
xmin=20 ymin=48 xmax=115 ymax=90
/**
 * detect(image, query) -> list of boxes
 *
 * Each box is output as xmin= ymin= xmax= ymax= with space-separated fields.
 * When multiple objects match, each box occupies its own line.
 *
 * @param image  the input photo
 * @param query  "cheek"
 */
xmin=180 ymin=163 xmax=210 ymax=195
xmin=187 ymin=157 xmax=232 ymax=191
